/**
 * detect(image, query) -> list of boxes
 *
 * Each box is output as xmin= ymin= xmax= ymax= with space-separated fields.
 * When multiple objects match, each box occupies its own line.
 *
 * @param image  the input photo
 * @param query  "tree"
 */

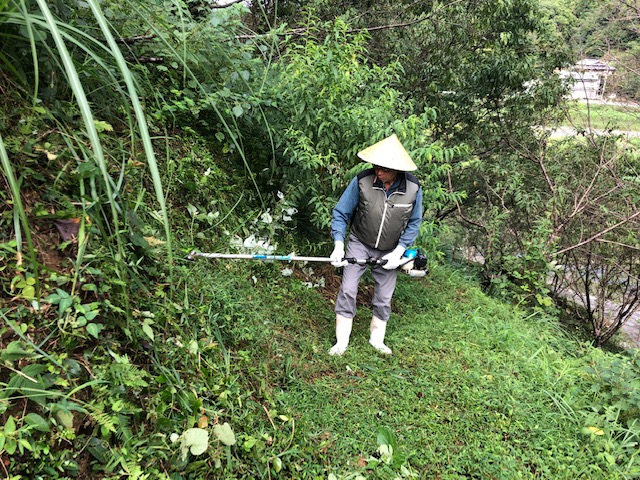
xmin=241 ymin=16 xmax=464 ymax=254
xmin=247 ymin=0 xmax=570 ymax=147
xmin=546 ymin=133 xmax=640 ymax=346
xmin=563 ymin=0 xmax=640 ymax=100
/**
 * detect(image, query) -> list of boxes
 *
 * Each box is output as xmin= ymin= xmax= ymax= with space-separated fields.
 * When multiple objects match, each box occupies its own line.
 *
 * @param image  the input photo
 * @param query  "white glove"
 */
xmin=330 ymin=241 xmax=348 ymax=267
xmin=381 ymin=245 xmax=405 ymax=270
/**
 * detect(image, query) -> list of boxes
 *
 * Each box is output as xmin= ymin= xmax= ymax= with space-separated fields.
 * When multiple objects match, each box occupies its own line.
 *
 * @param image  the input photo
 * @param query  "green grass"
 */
xmin=3 ymin=235 xmax=638 ymax=478
xmin=179 ymin=261 xmax=635 ymax=479
xmin=563 ymin=101 xmax=640 ymax=132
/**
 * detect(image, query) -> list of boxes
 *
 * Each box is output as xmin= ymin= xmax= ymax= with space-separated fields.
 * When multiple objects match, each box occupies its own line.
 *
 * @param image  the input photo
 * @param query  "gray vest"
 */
xmin=350 ymin=168 xmax=420 ymax=251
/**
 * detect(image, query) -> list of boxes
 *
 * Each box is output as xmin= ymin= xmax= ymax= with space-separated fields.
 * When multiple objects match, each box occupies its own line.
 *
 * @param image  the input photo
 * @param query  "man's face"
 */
xmin=374 ymin=165 xmax=399 ymax=184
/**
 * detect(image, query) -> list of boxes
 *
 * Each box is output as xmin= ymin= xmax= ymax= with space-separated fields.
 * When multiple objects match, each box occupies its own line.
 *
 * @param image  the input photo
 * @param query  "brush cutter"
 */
xmin=187 ymin=248 xmax=428 ymax=277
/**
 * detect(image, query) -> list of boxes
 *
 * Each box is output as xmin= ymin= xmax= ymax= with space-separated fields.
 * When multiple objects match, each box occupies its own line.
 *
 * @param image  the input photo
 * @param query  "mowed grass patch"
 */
xmin=563 ymin=101 xmax=640 ymax=132
xmin=275 ymin=265 xmax=611 ymax=479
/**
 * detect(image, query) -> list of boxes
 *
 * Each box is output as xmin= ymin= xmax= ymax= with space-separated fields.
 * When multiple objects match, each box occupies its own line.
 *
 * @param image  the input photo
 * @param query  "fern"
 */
xmin=116 ymin=412 xmax=134 ymax=442
xmin=87 ymin=402 xmax=118 ymax=433
xmin=124 ymin=460 xmax=145 ymax=480
xmin=108 ymin=362 xmax=149 ymax=389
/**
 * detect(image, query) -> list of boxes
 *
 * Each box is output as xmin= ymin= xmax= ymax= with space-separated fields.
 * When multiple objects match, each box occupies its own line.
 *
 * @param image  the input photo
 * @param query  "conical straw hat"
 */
xmin=357 ymin=134 xmax=417 ymax=171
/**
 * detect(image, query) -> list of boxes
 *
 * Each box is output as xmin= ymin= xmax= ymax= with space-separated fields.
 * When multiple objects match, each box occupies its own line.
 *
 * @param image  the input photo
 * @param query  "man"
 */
xmin=329 ymin=134 xmax=423 ymax=356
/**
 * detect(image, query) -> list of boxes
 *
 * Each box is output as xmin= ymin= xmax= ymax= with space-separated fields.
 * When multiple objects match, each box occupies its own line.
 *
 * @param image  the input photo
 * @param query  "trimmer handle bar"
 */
xmin=186 ymin=250 xmax=427 ymax=277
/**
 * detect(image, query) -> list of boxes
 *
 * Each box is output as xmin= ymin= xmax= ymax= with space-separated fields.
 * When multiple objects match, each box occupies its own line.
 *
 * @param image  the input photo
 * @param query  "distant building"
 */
xmin=559 ymin=58 xmax=616 ymax=100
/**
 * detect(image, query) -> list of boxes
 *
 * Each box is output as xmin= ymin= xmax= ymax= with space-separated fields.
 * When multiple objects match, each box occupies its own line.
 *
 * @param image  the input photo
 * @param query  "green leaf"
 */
xmin=21 ymin=285 xmax=35 ymax=300
xmin=57 ymin=290 xmax=74 ymax=314
xmin=180 ymin=428 xmax=209 ymax=460
xmin=86 ymin=323 xmax=105 ymax=338
xmin=93 ymin=120 xmax=113 ymax=133
xmin=24 ymin=413 xmax=50 ymax=432
xmin=232 ymin=105 xmax=244 ymax=117
xmin=187 ymin=204 xmax=198 ymax=217
xmin=3 ymin=365 xmax=53 ymax=406
xmin=142 ymin=320 xmax=154 ymax=342
xmin=5 ymin=437 xmax=16 ymax=455
xmin=0 ymin=341 xmax=37 ymax=361
xmin=377 ymin=444 xmax=393 ymax=463
xmin=213 ymin=422 xmax=236 ymax=446
xmin=19 ymin=24 xmax=47 ymax=42
xmin=18 ymin=438 xmax=33 ymax=452
xmin=376 ymin=426 xmax=397 ymax=449
xmin=74 ymin=316 xmax=88 ymax=328
xmin=53 ymin=409 xmax=74 ymax=430
xmin=4 ymin=416 xmax=16 ymax=435
xmin=582 ymin=426 xmax=605 ymax=436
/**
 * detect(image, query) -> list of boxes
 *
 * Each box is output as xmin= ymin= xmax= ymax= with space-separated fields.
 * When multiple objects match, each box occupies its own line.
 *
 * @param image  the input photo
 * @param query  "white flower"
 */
xmin=277 ymin=191 xmax=285 ymax=199
xmin=282 ymin=207 xmax=297 ymax=222
xmin=261 ymin=212 xmax=273 ymax=224
xmin=281 ymin=268 xmax=293 ymax=277
xmin=230 ymin=236 xmax=243 ymax=248
xmin=204 ymin=168 xmax=211 ymax=176
xmin=243 ymin=235 xmax=258 ymax=248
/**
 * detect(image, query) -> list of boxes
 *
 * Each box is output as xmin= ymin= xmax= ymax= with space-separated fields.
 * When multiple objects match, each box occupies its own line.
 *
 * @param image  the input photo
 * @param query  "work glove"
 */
xmin=330 ymin=241 xmax=348 ymax=267
xmin=381 ymin=245 xmax=405 ymax=270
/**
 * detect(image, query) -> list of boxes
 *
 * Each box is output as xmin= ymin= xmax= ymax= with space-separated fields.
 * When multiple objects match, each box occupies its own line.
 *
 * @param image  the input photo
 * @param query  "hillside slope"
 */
xmin=168 ymin=259 xmax=639 ymax=479
xmin=2 ymin=245 xmax=639 ymax=478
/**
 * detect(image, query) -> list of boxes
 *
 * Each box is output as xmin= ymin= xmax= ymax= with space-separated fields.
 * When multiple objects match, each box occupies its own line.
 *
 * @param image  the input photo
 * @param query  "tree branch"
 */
xmin=595 ymin=238 xmax=640 ymax=252
xmin=210 ymin=0 xmax=245 ymax=8
xmin=555 ymin=209 xmax=640 ymax=256
xmin=113 ymin=34 xmax=156 ymax=44
xmin=447 ymin=171 xmax=487 ymax=231
xmin=235 ymin=0 xmax=467 ymax=40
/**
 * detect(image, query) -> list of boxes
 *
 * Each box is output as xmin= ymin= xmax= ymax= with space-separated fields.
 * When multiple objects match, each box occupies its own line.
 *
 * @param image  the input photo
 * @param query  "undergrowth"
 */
xmin=1 ymin=4 xmax=638 ymax=478
xmin=4 ymin=252 xmax=639 ymax=478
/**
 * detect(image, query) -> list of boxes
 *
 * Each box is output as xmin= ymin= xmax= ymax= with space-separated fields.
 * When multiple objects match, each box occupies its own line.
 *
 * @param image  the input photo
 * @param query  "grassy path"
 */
xmin=267 ymin=265 xmax=614 ymax=479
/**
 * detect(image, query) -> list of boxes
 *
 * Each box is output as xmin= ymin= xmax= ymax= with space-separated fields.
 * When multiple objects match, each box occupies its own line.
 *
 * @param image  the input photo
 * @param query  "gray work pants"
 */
xmin=335 ymin=234 xmax=399 ymax=321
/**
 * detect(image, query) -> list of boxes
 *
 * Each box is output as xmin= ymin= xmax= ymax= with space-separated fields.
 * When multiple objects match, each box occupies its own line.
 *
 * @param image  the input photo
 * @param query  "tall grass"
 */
xmin=120 ymin=0 xmax=268 ymax=207
xmin=0 ymin=135 xmax=37 ymax=288
xmin=87 ymin=0 xmax=173 ymax=268
xmin=1 ymin=0 xmax=176 ymax=298
xmin=35 ymin=0 xmax=126 ymax=263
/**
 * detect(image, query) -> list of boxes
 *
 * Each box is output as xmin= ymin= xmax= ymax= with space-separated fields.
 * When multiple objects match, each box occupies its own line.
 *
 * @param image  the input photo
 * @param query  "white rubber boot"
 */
xmin=369 ymin=316 xmax=392 ymax=355
xmin=328 ymin=314 xmax=353 ymax=356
